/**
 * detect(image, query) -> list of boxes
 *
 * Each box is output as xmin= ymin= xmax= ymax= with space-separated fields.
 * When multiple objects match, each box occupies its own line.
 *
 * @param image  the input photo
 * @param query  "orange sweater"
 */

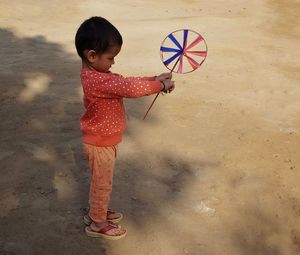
xmin=80 ymin=68 xmax=161 ymax=146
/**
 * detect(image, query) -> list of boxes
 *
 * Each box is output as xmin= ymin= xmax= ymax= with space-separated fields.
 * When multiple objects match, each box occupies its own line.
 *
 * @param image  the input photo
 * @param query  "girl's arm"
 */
xmin=82 ymin=70 xmax=166 ymax=99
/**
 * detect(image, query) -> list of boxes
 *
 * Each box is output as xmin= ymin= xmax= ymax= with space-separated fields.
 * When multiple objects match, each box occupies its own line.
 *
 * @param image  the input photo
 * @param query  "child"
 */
xmin=75 ymin=16 xmax=175 ymax=240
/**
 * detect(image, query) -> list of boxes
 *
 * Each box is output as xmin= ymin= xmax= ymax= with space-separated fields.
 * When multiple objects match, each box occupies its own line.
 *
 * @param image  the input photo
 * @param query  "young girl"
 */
xmin=75 ymin=16 xmax=175 ymax=240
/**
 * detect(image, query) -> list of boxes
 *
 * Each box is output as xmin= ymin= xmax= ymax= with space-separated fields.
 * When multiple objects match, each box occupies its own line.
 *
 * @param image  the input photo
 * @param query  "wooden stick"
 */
xmin=143 ymin=57 xmax=180 ymax=120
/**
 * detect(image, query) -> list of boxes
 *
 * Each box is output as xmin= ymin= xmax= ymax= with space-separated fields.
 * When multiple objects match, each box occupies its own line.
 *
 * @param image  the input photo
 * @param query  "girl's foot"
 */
xmin=83 ymin=209 xmax=123 ymax=225
xmin=85 ymin=221 xmax=127 ymax=240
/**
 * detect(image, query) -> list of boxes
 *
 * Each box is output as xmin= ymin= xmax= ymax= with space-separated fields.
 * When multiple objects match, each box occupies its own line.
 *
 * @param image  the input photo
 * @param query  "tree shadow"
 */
xmin=228 ymin=193 xmax=300 ymax=255
xmin=232 ymin=208 xmax=281 ymax=255
xmin=113 ymin=154 xmax=218 ymax=226
xmin=0 ymin=28 xmax=108 ymax=255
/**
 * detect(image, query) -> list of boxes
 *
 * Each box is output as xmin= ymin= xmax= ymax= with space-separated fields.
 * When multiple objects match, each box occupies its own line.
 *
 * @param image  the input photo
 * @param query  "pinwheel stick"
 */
xmin=143 ymin=57 xmax=180 ymax=120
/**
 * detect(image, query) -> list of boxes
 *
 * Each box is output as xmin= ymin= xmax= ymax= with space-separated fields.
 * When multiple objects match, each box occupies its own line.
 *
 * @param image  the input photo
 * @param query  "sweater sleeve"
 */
xmin=90 ymin=72 xmax=162 ymax=98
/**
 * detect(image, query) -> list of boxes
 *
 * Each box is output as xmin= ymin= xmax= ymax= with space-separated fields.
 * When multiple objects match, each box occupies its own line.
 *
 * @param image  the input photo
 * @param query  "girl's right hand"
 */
xmin=161 ymin=80 xmax=175 ymax=93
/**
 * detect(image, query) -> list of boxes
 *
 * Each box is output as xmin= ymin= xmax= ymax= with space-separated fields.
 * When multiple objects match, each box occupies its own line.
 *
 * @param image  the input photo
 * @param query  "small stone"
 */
xmin=195 ymin=200 xmax=216 ymax=216
xmin=58 ymin=172 xmax=67 ymax=177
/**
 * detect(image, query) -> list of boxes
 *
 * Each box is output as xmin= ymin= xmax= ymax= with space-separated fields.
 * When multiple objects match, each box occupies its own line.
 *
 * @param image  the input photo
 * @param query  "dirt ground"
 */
xmin=0 ymin=0 xmax=299 ymax=254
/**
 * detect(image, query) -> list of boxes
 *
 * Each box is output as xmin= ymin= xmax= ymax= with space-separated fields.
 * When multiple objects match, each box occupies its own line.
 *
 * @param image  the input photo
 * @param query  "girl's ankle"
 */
xmin=91 ymin=221 xmax=107 ymax=230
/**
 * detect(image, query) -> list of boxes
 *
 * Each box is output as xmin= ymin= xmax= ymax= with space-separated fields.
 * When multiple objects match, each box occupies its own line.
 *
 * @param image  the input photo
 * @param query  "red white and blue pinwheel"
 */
xmin=143 ymin=29 xmax=207 ymax=119
xmin=160 ymin=29 xmax=207 ymax=73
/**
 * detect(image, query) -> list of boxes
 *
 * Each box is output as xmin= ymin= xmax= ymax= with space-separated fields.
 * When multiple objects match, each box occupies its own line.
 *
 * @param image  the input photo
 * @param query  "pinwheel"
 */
xmin=143 ymin=29 xmax=208 ymax=119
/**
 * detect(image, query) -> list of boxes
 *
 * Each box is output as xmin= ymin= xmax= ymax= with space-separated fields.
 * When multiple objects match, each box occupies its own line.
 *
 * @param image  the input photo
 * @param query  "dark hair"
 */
xmin=75 ymin=16 xmax=123 ymax=59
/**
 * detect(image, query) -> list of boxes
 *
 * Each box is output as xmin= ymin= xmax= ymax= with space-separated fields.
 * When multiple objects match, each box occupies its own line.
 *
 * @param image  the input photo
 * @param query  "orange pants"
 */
xmin=83 ymin=143 xmax=117 ymax=223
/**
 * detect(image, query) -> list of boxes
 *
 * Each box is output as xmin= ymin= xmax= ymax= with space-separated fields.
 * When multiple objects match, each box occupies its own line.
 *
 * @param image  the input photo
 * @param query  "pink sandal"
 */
xmin=85 ymin=221 xmax=126 ymax=240
xmin=83 ymin=209 xmax=123 ymax=225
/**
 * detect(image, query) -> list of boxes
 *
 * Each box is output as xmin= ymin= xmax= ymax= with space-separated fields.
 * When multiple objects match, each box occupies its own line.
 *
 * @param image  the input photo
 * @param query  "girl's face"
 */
xmin=86 ymin=45 xmax=121 ymax=72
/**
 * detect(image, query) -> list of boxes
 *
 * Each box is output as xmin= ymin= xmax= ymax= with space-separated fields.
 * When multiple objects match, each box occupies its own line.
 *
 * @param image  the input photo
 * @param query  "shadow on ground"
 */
xmin=0 ymin=28 xmax=210 ymax=255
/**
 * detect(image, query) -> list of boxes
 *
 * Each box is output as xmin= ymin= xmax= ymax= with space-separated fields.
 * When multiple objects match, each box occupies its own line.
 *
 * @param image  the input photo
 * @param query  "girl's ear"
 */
xmin=84 ymin=50 xmax=97 ymax=63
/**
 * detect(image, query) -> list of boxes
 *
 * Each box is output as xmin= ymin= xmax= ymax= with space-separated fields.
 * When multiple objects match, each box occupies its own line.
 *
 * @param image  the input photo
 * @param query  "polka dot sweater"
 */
xmin=80 ymin=68 xmax=161 ymax=146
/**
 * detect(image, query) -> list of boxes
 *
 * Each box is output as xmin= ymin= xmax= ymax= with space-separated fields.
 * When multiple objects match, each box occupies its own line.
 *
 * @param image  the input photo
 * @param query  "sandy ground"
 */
xmin=0 ymin=0 xmax=299 ymax=254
